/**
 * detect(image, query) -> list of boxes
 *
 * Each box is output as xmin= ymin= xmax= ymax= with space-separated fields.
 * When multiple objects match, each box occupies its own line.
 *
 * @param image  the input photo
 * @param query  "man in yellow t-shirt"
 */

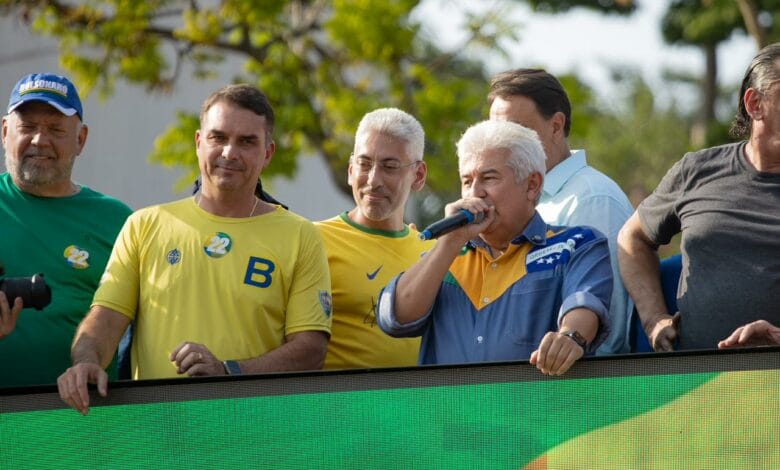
xmin=316 ymin=108 xmax=432 ymax=369
xmin=58 ymin=84 xmax=332 ymax=415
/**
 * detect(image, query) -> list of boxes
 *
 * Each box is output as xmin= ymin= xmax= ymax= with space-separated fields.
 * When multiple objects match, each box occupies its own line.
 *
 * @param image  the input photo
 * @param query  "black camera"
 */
xmin=0 ymin=265 xmax=52 ymax=310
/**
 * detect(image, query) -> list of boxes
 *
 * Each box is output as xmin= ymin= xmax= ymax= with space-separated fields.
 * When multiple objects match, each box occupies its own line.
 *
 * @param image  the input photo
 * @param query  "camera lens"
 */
xmin=0 ymin=273 xmax=52 ymax=310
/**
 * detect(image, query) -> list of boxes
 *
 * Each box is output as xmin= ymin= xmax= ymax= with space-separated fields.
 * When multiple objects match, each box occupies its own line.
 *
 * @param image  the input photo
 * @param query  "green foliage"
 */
xmin=0 ymin=0 xmax=518 ymax=197
xmin=658 ymin=1 xmax=780 ymax=151
xmin=556 ymin=74 xmax=597 ymax=139
xmin=662 ymin=0 xmax=780 ymax=46
xmin=661 ymin=0 xmax=743 ymax=46
xmin=525 ymin=0 xmax=636 ymax=15
xmin=328 ymin=0 xmax=418 ymax=62
xmin=572 ymin=71 xmax=692 ymax=201
xmin=148 ymin=112 xmax=200 ymax=192
xmin=3 ymin=0 xmax=691 ymax=215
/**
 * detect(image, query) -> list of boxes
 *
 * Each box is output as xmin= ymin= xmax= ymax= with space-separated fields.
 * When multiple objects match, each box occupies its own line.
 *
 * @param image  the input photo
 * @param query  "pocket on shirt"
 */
xmin=506 ymin=278 xmax=559 ymax=345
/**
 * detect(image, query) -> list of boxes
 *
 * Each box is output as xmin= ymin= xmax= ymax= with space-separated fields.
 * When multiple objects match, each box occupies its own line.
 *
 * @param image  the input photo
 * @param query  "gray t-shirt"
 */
xmin=638 ymin=141 xmax=780 ymax=350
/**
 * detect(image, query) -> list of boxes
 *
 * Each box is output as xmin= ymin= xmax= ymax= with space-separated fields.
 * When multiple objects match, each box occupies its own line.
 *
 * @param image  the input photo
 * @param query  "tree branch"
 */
xmin=736 ymin=0 xmax=766 ymax=49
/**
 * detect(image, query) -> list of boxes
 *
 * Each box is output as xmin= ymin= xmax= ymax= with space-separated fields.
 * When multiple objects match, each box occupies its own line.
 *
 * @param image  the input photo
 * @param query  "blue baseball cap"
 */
xmin=7 ymin=73 xmax=84 ymax=120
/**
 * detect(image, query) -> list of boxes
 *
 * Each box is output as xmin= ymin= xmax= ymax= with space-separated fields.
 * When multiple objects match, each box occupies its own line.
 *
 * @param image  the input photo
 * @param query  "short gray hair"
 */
xmin=354 ymin=108 xmax=425 ymax=161
xmin=456 ymin=120 xmax=546 ymax=183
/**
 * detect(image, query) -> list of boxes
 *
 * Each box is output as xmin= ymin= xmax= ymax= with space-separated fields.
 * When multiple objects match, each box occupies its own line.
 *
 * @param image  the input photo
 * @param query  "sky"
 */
xmin=415 ymin=0 xmax=758 ymax=110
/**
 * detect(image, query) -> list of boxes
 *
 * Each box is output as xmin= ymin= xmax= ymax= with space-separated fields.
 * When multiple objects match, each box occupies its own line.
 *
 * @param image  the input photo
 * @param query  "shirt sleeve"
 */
xmin=91 ymin=214 xmax=141 ymax=320
xmin=637 ymin=156 xmax=687 ymax=245
xmin=565 ymin=194 xmax=632 ymax=242
xmin=284 ymin=221 xmax=333 ymax=336
xmin=558 ymin=230 xmax=613 ymax=353
xmin=376 ymin=274 xmax=433 ymax=338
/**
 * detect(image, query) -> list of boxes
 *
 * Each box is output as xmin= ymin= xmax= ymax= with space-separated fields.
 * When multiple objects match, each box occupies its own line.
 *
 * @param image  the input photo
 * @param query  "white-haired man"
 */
xmin=489 ymin=68 xmax=633 ymax=355
xmin=377 ymin=120 xmax=612 ymax=375
xmin=317 ymin=108 xmax=431 ymax=369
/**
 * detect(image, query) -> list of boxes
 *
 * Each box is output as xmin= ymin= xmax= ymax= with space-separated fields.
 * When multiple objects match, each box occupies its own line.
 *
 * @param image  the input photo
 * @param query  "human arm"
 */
xmin=618 ymin=212 xmax=679 ymax=351
xmin=170 ymin=330 xmax=330 ymax=376
xmin=718 ymin=320 xmax=780 ymax=348
xmin=530 ymin=308 xmax=599 ymax=375
xmin=0 ymin=291 xmax=23 ymax=339
xmin=529 ymin=227 xmax=611 ymax=375
xmin=57 ymin=306 xmax=131 ymax=415
xmin=393 ymin=198 xmax=494 ymax=324
xmin=392 ymin=234 xmax=469 ymax=324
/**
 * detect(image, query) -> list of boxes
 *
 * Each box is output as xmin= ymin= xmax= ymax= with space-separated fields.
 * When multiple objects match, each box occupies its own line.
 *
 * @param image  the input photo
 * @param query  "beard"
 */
xmin=5 ymin=153 xmax=73 ymax=188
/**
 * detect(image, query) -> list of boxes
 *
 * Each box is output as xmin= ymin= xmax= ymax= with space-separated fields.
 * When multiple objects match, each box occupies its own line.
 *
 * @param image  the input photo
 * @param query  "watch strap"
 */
xmin=559 ymin=330 xmax=587 ymax=350
xmin=223 ymin=360 xmax=242 ymax=375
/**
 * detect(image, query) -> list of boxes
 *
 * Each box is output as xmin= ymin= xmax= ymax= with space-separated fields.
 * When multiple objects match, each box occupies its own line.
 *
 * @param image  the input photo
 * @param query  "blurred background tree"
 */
xmin=661 ymin=0 xmax=780 ymax=148
xmin=0 ymin=0 xmax=767 ymax=225
xmin=0 ymin=0 xmax=513 ymax=212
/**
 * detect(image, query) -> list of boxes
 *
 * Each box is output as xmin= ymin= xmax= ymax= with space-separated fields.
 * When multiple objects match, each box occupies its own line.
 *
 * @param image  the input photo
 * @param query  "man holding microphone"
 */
xmin=377 ymin=120 xmax=612 ymax=375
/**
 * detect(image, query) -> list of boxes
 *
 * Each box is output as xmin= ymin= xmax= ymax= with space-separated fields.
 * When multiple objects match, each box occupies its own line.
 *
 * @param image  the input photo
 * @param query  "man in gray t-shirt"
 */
xmin=617 ymin=43 xmax=780 ymax=351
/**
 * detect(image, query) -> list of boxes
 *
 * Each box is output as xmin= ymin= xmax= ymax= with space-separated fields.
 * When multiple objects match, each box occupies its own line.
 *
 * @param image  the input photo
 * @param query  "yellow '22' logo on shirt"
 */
xmin=64 ymin=245 xmax=90 ymax=269
xmin=203 ymin=232 xmax=232 ymax=258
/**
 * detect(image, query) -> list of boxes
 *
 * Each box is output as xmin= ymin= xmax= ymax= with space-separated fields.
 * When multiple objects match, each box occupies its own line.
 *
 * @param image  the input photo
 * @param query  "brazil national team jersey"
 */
xmin=93 ymin=198 xmax=332 ymax=379
xmin=316 ymin=213 xmax=433 ymax=369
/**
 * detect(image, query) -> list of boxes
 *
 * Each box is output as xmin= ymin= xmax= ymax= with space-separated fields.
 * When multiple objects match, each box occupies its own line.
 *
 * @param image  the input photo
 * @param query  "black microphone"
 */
xmin=419 ymin=209 xmax=485 ymax=240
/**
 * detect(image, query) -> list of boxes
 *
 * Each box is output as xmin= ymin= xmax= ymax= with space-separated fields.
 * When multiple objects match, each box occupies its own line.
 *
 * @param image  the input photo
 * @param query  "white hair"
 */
xmin=456 ymin=120 xmax=546 ymax=182
xmin=354 ymin=108 xmax=425 ymax=161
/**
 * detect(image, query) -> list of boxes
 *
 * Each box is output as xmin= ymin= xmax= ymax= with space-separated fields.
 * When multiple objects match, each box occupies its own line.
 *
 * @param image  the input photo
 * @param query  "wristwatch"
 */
xmin=559 ymin=330 xmax=587 ymax=350
xmin=222 ymin=360 xmax=242 ymax=375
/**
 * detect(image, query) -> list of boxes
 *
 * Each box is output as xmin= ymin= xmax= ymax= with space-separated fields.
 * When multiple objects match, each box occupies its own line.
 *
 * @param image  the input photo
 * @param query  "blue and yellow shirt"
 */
xmin=377 ymin=212 xmax=612 ymax=365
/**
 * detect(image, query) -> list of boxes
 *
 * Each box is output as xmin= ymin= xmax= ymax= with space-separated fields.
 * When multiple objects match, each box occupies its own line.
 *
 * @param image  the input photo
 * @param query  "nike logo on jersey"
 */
xmin=366 ymin=265 xmax=383 ymax=280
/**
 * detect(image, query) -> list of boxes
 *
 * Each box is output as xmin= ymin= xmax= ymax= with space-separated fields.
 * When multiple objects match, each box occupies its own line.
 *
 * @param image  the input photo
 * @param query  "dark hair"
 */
xmin=730 ymin=43 xmax=780 ymax=139
xmin=488 ymin=68 xmax=572 ymax=137
xmin=200 ymin=84 xmax=275 ymax=134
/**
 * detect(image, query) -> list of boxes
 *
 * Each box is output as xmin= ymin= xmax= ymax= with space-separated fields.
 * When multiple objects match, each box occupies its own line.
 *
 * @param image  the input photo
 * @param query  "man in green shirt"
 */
xmin=0 ymin=73 xmax=131 ymax=387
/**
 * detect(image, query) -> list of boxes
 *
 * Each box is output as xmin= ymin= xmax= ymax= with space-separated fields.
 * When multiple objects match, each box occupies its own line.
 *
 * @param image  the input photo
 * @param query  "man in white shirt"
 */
xmin=489 ymin=68 xmax=634 ymax=354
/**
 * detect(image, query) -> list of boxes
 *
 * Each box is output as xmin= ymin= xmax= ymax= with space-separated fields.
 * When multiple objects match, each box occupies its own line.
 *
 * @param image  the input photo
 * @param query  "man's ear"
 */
xmin=744 ymin=88 xmax=763 ymax=120
xmin=1 ymin=116 xmax=8 ymax=147
xmin=551 ymin=111 xmax=567 ymax=139
xmin=76 ymin=123 xmax=88 ymax=155
xmin=411 ymin=161 xmax=427 ymax=192
xmin=347 ymin=159 xmax=356 ymax=187
xmin=262 ymin=140 xmax=276 ymax=169
xmin=526 ymin=171 xmax=543 ymax=202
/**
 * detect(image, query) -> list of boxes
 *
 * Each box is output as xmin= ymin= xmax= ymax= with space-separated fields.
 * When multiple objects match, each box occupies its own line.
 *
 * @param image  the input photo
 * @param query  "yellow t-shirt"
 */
xmin=316 ymin=213 xmax=433 ymax=369
xmin=93 ymin=198 xmax=332 ymax=379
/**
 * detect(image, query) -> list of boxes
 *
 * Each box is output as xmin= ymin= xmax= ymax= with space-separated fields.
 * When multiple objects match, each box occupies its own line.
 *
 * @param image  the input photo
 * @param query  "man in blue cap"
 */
xmin=0 ymin=73 xmax=132 ymax=387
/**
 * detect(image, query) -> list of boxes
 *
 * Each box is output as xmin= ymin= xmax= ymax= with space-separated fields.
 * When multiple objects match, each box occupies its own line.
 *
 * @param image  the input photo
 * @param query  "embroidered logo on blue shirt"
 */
xmin=525 ymin=227 xmax=595 ymax=273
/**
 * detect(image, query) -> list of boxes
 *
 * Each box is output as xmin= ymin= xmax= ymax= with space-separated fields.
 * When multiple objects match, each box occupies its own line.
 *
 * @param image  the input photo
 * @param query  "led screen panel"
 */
xmin=2 ymin=348 xmax=778 ymax=469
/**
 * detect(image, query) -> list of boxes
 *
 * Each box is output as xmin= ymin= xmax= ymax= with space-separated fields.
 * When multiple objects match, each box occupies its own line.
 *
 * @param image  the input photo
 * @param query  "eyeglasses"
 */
xmin=352 ymin=157 xmax=421 ymax=175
